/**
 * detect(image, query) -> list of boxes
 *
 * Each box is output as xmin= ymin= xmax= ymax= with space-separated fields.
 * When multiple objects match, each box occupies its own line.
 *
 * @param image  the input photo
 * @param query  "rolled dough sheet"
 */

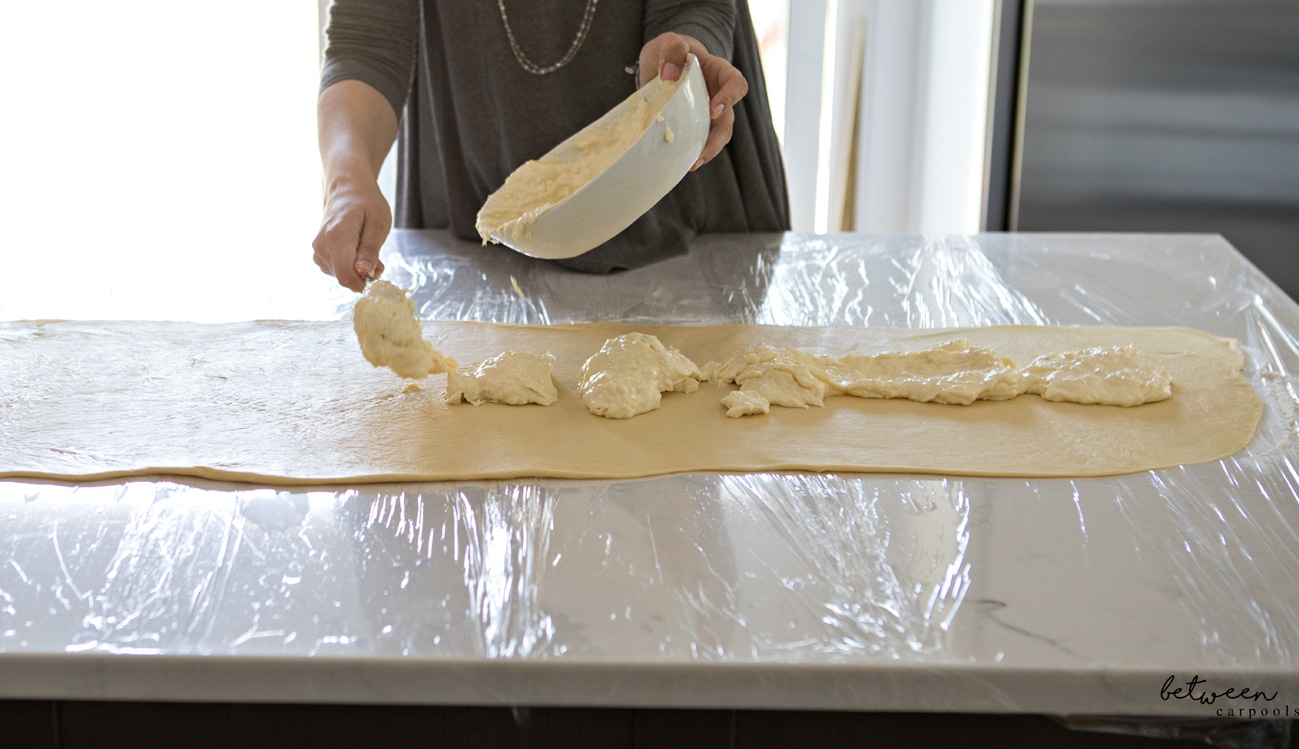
xmin=0 ymin=321 xmax=1260 ymax=484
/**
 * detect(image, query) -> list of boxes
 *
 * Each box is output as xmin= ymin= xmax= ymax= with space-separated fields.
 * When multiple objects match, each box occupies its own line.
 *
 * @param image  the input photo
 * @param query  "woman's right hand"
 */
xmin=312 ymin=177 xmax=390 ymax=292
xmin=314 ymin=79 xmax=400 ymax=292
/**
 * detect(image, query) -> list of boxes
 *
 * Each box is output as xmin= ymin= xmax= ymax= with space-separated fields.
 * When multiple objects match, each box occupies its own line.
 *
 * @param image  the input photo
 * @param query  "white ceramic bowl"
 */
xmin=477 ymin=54 xmax=710 ymax=260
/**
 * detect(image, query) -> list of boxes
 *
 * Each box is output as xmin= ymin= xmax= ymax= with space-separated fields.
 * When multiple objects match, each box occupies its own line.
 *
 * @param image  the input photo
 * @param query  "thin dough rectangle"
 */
xmin=0 ymin=321 xmax=1260 ymax=484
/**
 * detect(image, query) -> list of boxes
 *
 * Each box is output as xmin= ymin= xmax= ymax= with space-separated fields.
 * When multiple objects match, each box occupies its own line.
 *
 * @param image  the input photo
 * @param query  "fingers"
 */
xmin=312 ymin=191 xmax=390 ymax=293
xmin=638 ymin=32 xmax=690 ymax=87
xmin=693 ymin=105 xmax=735 ymax=171
xmin=637 ymin=33 xmax=750 ymax=171
xmin=692 ymin=59 xmax=748 ymax=171
xmin=707 ymin=61 xmax=749 ymax=119
xmin=312 ymin=220 xmax=366 ymax=293
xmin=354 ymin=215 xmax=387 ymax=284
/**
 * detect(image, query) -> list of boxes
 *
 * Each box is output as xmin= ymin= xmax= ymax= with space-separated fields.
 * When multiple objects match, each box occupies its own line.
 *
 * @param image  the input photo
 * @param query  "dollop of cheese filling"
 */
xmin=705 ymin=340 xmax=1171 ymax=417
xmin=829 ymin=339 xmax=1023 ymax=405
xmin=1021 ymin=345 xmax=1172 ymax=406
xmin=352 ymin=280 xmax=457 ymax=379
xmin=579 ymin=333 xmax=701 ymax=419
xmin=701 ymin=344 xmax=837 ymax=410
xmin=446 ymin=351 xmax=559 ymax=407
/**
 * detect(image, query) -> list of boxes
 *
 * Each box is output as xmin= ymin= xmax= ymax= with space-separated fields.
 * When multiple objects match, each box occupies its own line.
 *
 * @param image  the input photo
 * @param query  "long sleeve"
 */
xmin=375 ymin=0 xmax=785 ymax=271
xmin=320 ymin=0 xmax=421 ymax=119
xmin=642 ymin=0 xmax=737 ymax=60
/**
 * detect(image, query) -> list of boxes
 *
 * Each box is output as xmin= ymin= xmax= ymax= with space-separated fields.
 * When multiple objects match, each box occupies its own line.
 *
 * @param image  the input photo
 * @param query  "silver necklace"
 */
xmin=497 ymin=0 xmax=599 ymax=76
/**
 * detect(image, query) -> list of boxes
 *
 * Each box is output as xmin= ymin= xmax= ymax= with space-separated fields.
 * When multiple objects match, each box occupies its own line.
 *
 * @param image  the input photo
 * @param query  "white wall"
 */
xmin=913 ymin=0 xmax=997 ymax=233
xmin=784 ymin=0 xmax=996 ymax=233
xmin=784 ymin=0 xmax=831 ymax=232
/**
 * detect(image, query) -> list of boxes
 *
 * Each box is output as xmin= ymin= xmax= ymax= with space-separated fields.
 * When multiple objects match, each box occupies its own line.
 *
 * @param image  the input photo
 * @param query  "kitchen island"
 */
xmin=2 ymin=231 xmax=1296 ymax=747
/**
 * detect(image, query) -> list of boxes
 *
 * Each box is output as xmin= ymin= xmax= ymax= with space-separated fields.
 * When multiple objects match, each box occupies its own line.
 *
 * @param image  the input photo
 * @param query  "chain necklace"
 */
xmin=497 ymin=0 xmax=599 ymax=76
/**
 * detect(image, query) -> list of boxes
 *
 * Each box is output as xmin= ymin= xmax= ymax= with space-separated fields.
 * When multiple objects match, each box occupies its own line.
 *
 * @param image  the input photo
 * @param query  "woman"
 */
xmin=313 ymin=0 xmax=789 ymax=291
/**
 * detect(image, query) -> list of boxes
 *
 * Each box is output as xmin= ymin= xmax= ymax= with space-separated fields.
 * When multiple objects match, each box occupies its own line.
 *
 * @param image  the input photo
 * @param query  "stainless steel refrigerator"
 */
xmin=986 ymin=0 xmax=1299 ymax=300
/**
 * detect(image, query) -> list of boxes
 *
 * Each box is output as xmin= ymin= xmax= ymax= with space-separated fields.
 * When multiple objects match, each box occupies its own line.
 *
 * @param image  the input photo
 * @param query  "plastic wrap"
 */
xmin=2 ymin=231 xmax=1297 ymax=721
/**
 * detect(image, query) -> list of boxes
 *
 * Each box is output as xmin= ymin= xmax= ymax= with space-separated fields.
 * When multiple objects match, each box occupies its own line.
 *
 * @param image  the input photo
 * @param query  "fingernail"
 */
xmin=662 ymin=62 xmax=681 ymax=81
xmin=711 ymin=103 xmax=724 ymax=119
xmin=357 ymin=261 xmax=373 ymax=278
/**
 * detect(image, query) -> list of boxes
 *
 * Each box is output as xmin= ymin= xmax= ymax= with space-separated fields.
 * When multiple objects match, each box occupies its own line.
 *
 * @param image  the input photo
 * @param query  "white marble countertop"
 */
xmin=2 ymin=231 xmax=1297 ymax=718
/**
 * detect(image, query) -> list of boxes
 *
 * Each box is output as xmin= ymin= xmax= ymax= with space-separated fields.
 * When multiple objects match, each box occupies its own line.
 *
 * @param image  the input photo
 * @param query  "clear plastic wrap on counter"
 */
xmin=1 ymin=231 xmax=1296 ymax=725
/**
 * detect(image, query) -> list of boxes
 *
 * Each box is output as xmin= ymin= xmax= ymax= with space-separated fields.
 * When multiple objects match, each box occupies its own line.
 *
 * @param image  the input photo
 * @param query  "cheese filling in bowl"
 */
xmin=475 ymin=54 xmax=709 ymax=260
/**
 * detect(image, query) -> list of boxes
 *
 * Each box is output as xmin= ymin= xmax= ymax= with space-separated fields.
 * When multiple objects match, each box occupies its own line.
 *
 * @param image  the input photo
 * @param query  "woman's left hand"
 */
xmin=639 ymin=32 xmax=748 ymax=171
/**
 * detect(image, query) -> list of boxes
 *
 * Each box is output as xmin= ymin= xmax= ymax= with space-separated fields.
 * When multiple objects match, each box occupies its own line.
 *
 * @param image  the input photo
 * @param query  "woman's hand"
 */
xmin=639 ymin=32 xmax=749 ymax=171
xmin=314 ymin=79 xmax=399 ymax=292
xmin=312 ymin=176 xmax=389 ymax=293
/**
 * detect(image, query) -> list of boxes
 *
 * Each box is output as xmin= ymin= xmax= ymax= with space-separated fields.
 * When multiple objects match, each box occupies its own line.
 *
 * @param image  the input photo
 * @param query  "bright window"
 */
xmin=748 ymin=0 xmax=790 ymax=145
xmin=0 ymin=1 xmax=339 ymax=320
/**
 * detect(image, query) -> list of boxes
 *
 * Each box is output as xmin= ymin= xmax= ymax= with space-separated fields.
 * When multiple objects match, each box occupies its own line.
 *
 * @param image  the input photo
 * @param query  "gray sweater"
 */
xmin=321 ymin=0 xmax=789 ymax=272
